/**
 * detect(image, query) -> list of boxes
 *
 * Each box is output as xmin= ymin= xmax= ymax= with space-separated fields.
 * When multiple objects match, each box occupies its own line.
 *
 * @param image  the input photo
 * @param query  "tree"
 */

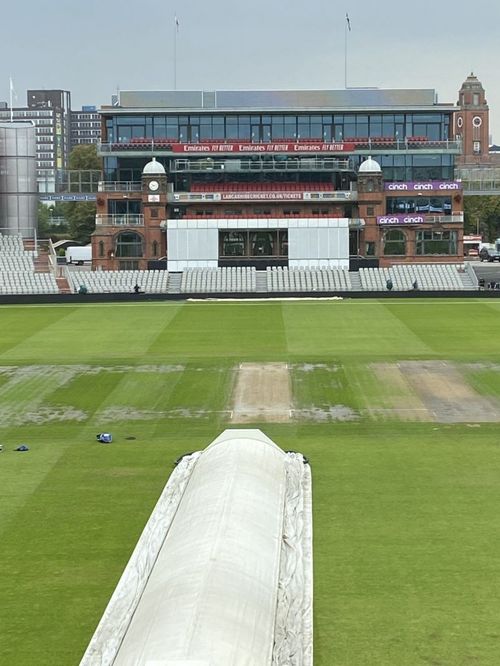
xmin=37 ymin=202 xmax=69 ymax=239
xmin=67 ymin=145 xmax=101 ymax=193
xmin=58 ymin=145 xmax=100 ymax=241
xmin=463 ymin=195 xmax=500 ymax=241
xmin=63 ymin=201 xmax=96 ymax=244
xmin=68 ymin=144 xmax=101 ymax=171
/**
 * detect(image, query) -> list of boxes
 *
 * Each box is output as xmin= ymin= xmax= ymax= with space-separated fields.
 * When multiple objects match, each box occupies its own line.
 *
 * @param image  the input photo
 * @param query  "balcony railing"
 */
xmin=171 ymin=157 xmax=352 ymax=172
xmin=95 ymin=214 xmax=144 ymax=226
xmin=98 ymin=181 xmax=142 ymax=192
xmin=425 ymin=214 xmax=463 ymax=224
xmin=98 ymin=138 xmax=462 ymax=155
xmin=352 ymin=138 xmax=462 ymax=152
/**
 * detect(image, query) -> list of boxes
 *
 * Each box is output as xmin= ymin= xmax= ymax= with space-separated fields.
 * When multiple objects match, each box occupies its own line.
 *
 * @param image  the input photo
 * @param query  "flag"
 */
xmin=9 ymin=76 xmax=17 ymax=121
xmin=346 ymin=13 xmax=351 ymax=31
xmin=9 ymin=76 xmax=17 ymax=102
xmin=175 ymin=14 xmax=180 ymax=32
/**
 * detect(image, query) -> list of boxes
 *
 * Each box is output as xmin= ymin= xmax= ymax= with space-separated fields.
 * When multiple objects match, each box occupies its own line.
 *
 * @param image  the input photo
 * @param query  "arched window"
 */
xmin=152 ymin=240 xmax=158 ymax=257
xmin=98 ymin=241 xmax=104 ymax=257
xmin=383 ymin=229 xmax=406 ymax=256
xmin=115 ymin=231 xmax=144 ymax=258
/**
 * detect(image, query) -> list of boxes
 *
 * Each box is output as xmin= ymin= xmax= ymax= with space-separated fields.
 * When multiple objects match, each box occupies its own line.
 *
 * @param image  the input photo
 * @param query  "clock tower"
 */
xmin=141 ymin=157 xmax=168 ymax=264
xmin=455 ymin=73 xmax=490 ymax=164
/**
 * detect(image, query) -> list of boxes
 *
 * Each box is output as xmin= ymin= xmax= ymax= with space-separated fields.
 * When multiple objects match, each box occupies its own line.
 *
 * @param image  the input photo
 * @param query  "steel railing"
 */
xmin=95 ymin=214 xmax=144 ymax=226
xmin=97 ymin=181 xmax=142 ymax=192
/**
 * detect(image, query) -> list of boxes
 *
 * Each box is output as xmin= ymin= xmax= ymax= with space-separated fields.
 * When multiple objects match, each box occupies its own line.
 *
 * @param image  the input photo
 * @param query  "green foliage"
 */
xmin=63 ymin=201 xmax=96 ymax=244
xmin=464 ymin=194 xmax=500 ymax=240
xmin=68 ymin=144 xmax=101 ymax=171
xmin=37 ymin=203 xmax=69 ymax=239
xmin=2 ymin=301 xmax=500 ymax=664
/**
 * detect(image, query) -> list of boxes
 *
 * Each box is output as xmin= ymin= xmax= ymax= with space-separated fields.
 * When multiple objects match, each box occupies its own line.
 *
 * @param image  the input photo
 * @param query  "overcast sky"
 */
xmin=1 ymin=0 xmax=499 ymax=140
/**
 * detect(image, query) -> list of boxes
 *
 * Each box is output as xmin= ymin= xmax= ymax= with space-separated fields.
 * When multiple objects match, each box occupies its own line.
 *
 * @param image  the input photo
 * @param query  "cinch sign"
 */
xmin=171 ymin=142 xmax=355 ymax=154
xmin=384 ymin=181 xmax=462 ymax=192
xmin=378 ymin=214 xmax=426 ymax=225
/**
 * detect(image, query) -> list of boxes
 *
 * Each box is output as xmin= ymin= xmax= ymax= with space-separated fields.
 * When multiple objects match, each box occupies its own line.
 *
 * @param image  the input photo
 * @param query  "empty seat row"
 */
xmin=180 ymin=267 xmax=257 ymax=293
xmin=266 ymin=267 xmax=352 ymax=292
xmin=67 ymin=269 xmax=169 ymax=294
xmin=358 ymin=264 xmax=473 ymax=291
xmin=190 ymin=182 xmax=334 ymax=193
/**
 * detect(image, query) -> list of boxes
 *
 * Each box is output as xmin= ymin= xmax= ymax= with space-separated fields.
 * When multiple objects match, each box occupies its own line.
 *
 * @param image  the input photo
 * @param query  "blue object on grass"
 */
xmin=96 ymin=433 xmax=113 ymax=443
xmin=16 ymin=444 xmax=29 ymax=451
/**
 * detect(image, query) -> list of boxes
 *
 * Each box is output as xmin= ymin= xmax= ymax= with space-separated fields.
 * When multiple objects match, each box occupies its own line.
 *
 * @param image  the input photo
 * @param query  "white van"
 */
xmin=66 ymin=246 xmax=92 ymax=265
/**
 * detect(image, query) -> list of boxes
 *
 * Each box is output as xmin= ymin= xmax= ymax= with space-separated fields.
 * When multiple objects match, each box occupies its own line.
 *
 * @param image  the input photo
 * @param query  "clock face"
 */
xmin=472 ymin=116 xmax=482 ymax=128
xmin=457 ymin=116 xmax=463 ymax=128
xmin=148 ymin=180 xmax=159 ymax=191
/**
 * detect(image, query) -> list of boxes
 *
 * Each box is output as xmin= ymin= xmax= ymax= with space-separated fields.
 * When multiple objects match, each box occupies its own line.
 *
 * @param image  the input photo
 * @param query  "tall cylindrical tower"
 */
xmin=0 ymin=122 xmax=38 ymax=237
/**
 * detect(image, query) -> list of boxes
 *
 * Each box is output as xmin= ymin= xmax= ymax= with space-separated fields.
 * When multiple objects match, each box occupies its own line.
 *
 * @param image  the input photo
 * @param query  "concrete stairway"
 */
xmin=167 ymin=272 xmax=182 ymax=293
xmin=349 ymin=271 xmax=362 ymax=291
xmin=56 ymin=276 xmax=73 ymax=294
xmin=255 ymin=271 xmax=268 ymax=293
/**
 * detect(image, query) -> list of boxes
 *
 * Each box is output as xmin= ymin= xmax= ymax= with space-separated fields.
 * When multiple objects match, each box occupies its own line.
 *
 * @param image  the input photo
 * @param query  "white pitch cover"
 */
xmin=80 ymin=429 xmax=313 ymax=666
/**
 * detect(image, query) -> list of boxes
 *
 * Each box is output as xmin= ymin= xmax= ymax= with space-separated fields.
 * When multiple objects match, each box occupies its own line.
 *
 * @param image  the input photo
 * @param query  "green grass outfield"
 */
xmin=1 ymin=298 xmax=500 ymax=665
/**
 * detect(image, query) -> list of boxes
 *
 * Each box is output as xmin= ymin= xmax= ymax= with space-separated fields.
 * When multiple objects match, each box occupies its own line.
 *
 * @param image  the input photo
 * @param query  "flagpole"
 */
xmin=344 ymin=15 xmax=349 ymax=89
xmin=9 ymin=76 xmax=14 ymax=122
xmin=174 ymin=14 xmax=178 ymax=90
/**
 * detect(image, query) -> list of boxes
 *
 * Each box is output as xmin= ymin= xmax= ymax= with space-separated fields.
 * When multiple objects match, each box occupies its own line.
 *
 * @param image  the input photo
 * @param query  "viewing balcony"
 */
xmin=170 ymin=157 xmax=352 ymax=173
xmin=95 ymin=214 xmax=144 ymax=226
xmin=425 ymin=213 xmax=463 ymax=224
xmin=98 ymin=137 xmax=462 ymax=157
xmin=98 ymin=181 xmax=142 ymax=192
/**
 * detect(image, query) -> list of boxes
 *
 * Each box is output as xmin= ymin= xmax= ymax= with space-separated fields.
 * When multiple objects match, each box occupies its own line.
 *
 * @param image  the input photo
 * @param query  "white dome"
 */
xmin=359 ymin=157 xmax=381 ymax=173
xmin=142 ymin=157 xmax=166 ymax=175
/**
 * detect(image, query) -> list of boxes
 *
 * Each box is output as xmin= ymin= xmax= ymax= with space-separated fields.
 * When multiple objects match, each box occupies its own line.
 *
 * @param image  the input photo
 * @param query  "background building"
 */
xmin=0 ymin=89 xmax=71 ymax=193
xmin=454 ymin=74 xmax=490 ymax=165
xmin=70 ymin=105 xmax=101 ymax=148
xmin=92 ymin=87 xmax=463 ymax=270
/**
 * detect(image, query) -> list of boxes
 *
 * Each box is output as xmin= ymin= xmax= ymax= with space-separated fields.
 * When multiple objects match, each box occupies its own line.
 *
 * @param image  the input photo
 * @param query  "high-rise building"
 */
xmin=70 ymin=105 xmax=101 ymax=148
xmin=0 ymin=89 xmax=71 ymax=193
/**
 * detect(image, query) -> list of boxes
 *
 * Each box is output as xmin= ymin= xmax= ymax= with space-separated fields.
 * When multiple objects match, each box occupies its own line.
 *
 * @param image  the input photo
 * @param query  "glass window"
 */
xmin=221 ymin=231 xmax=246 ymax=256
xmin=383 ymin=229 xmax=406 ymax=255
xmin=115 ymin=231 xmax=144 ymax=258
xmin=416 ymin=230 xmax=457 ymax=255
xmin=365 ymin=241 xmax=375 ymax=256
xmin=98 ymin=241 xmax=104 ymax=257
xmin=250 ymin=230 xmax=276 ymax=256
xmin=238 ymin=124 xmax=251 ymax=139
xmin=108 ymin=199 xmax=141 ymax=215
xmin=298 ymin=123 xmax=310 ymax=139
xmin=310 ymin=123 xmax=322 ymax=138
xmin=279 ymin=230 xmax=288 ymax=256
xmin=119 ymin=260 xmax=139 ymax=270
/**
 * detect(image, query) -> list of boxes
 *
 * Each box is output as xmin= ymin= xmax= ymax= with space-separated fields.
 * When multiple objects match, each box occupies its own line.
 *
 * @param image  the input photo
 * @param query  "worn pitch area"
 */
xmin=230 ymin=362 xmax=292 ymax=423
xmin=371 ymin=361 xmax=500 ymax=423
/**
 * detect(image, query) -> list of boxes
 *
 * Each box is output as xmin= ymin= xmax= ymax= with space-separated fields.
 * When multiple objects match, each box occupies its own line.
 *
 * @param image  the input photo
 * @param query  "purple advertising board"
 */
xmin=384 ymin=181 xmax=462 ymax=192
xmin=377 ymin=214 xmax=426 ymax=225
